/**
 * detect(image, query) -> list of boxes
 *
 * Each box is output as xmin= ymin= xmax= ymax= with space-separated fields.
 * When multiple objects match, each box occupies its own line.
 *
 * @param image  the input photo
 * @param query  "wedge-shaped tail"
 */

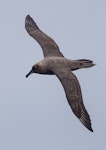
xmin=77 ymin=59 xmax=95 ymax=68
xmin=71 ymin=59 xmax=95 ymax=71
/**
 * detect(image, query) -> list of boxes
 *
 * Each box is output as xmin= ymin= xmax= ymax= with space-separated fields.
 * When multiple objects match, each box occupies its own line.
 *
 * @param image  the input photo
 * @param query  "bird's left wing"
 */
xmin=51 ymin=66 xmax=93 ymax=132
xmin=25 ymin=15 xmax=64 ymax=58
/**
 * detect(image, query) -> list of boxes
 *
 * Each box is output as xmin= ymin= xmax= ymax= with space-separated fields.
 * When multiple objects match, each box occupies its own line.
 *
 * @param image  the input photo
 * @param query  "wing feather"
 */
xmin=25 ymin=15 xmax=64 ymax=58
xmin=52 ymin=67 xmax=93 ymax=132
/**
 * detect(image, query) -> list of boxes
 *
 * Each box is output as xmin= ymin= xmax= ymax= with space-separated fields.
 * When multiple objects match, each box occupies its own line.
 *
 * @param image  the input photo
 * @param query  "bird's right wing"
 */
xmin=25 ymin=15 xmax=64 ymax=58
xmin=51 ymin=66 xmax=93 ymax=132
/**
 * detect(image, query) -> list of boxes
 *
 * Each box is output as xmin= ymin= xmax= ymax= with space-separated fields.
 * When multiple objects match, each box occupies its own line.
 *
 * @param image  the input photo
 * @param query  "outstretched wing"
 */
xmin=52 ymin=67 xmax=93 ymax=132
xmin=25 ymin=15 xmax=64 ymax=58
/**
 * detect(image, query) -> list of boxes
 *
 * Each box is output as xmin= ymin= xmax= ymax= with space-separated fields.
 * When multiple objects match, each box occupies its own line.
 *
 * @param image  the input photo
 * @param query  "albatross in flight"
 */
xmin=25 ymin=15 xmax=95 ymax=132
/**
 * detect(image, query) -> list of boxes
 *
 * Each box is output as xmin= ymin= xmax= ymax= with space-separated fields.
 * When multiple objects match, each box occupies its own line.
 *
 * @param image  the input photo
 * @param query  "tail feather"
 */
xmin=71 ymin=59 xmax=95 ymax=71
xmin=78 ymin=59 xmax=95 ymax=68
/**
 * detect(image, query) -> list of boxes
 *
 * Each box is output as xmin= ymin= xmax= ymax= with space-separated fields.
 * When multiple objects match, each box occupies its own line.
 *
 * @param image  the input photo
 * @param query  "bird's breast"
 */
xmin=37 ymin=57 xmax=69 ymax=74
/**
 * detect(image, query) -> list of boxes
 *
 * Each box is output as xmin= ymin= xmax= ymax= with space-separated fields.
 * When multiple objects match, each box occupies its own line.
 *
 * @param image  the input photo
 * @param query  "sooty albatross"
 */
xmin=25 ymin=15 xmax=95 ymax=132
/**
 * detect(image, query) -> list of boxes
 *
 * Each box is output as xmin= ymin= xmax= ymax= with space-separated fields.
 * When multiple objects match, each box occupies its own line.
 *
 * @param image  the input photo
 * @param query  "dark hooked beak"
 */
xmin=26 ymin=69 xmax=33 ymax=78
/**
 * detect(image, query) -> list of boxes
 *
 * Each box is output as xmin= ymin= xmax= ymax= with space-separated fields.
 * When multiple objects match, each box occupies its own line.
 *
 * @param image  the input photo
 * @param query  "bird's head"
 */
xmin=26 ymin=64 xmax=40 ymax=78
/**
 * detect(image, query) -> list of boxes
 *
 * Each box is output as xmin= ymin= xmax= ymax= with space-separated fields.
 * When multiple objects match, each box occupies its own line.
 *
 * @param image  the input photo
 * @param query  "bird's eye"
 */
xmin=32 ymin=65 xmax=39 ymax=71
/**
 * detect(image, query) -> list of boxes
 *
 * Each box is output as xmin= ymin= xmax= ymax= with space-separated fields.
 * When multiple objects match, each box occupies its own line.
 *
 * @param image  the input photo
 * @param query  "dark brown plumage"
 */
xmin=25 ymin=15 xmax=95 ymax=132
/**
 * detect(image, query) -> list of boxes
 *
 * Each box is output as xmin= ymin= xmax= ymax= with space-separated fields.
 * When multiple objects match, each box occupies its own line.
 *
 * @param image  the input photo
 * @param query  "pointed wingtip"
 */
xmin=26 ymin=15 xmax=31 ymax=19
xmin=79 ymin=116 xmax=93 ymax=132
xmin=90 ymin=128 xmax=94 ymax=132
xmin=25 ymin=14 xmax=39 ymax=31
xmin=25 ymin=15 xmax=31 ymax=23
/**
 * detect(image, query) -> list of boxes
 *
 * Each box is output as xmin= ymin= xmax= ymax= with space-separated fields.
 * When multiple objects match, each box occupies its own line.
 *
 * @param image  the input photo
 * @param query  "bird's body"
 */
xmin=25 ymin=15 xmax=95 ymax=132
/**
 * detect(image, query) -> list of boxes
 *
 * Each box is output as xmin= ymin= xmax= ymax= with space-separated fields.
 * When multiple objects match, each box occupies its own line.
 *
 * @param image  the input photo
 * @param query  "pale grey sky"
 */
xmin=0 ymin=0 xmax=106 ymax=149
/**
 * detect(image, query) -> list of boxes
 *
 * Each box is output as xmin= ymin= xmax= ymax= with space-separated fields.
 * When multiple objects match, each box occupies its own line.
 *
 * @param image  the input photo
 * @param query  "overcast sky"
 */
xmin=0 ymin=0 xmax=106 ymax=150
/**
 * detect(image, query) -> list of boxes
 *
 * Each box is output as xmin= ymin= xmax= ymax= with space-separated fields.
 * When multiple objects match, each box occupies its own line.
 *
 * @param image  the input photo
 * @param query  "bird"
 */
xmin=25 ymin=15 xmax=95 ymax=132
